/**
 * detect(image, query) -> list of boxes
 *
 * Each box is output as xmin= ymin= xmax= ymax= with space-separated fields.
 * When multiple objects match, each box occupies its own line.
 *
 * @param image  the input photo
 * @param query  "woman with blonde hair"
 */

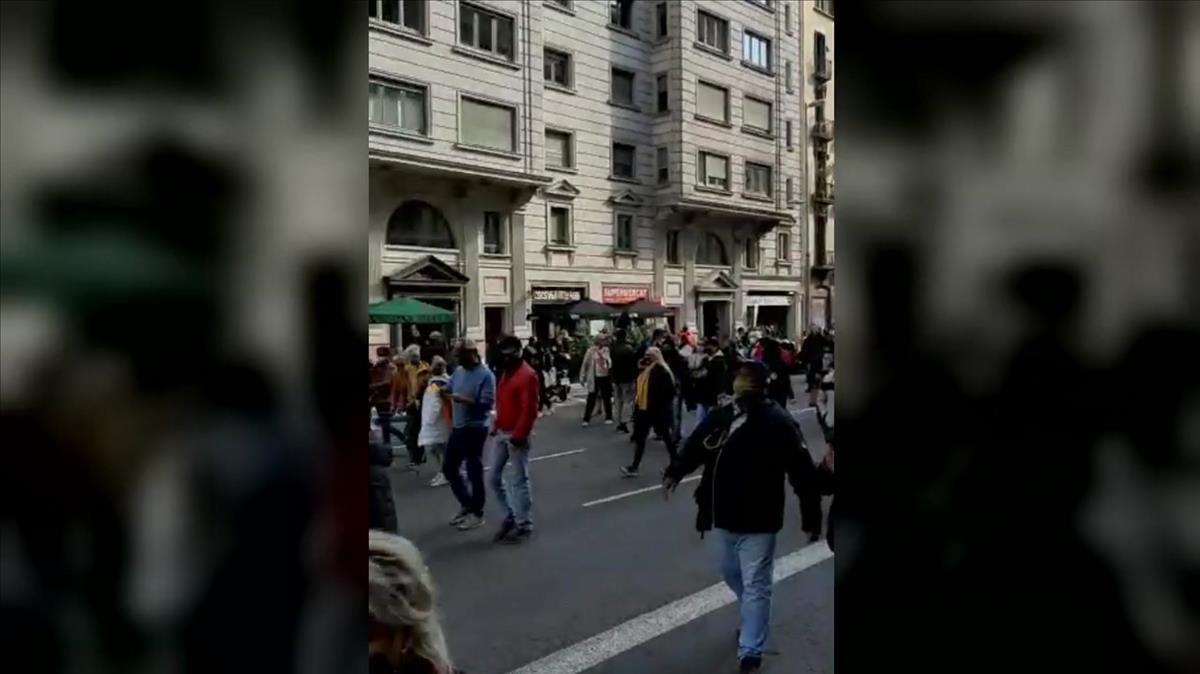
xmin=368 ymin=531 xmax=455 ymax=674
xmin=620 ymin=346 xmax=679 ymax=477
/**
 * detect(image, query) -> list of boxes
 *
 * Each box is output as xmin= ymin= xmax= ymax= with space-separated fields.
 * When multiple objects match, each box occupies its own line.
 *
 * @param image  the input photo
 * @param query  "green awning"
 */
xmin=368 ymin=297 xmax=456 ymax=324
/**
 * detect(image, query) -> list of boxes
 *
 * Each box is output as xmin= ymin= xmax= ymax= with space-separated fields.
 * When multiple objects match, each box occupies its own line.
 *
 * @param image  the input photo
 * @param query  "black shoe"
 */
xmin=616 ymin=423 xmax=629 ymax=433
xmin=500 ymin=525 xmax=533 ymax=544
xmin=492 ymin=518 xmax=516 ymax=542
xmin=620 ymin=465 xmax=639 ymax=478
xmin=738 ymin=656 xmax=762 ymax=673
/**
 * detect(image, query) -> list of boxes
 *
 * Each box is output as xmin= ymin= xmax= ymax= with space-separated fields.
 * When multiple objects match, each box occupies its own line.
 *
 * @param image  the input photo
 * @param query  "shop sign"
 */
xmin=745 ymin=294 xmax=793 ymax=307
xmin=531 ymin=287 xmax=583 ymax=303
xmin=602 ymin=285 xmax=650 ymax=304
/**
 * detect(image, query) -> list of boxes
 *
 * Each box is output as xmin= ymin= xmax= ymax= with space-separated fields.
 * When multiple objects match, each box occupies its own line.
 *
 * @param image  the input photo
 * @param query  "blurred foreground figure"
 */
xmin=368 ymin=531 xmax=457 ymax=674
xmin=663 ymin=361 xmax=823 ymax=673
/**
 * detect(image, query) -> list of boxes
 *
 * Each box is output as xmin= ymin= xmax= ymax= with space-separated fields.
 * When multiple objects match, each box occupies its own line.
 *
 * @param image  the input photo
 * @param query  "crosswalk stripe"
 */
xmin=530 ymin=448 xmax=588 ymax=462
xmin=581 ymin=474 xmax=701 ymax=507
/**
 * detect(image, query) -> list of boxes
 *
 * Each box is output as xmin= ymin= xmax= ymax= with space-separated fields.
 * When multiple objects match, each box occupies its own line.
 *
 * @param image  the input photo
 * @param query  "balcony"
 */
xmin=811 ymin=120 xmax=834 ymax=141
xmin=813 ymin=173 xmax=835 ymax=205
xmin=814 ymin=58 xmax=833 ymax=82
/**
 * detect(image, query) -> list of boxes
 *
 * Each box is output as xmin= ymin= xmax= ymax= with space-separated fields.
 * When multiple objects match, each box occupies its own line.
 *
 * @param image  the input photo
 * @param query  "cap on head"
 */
xmin=497 ymin=334 xmax=522 ymax=355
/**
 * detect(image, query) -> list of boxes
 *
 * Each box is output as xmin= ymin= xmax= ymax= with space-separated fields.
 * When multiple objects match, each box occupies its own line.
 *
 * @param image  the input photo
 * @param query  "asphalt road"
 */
xmin=386 ymin=376 xmax=833 ymax=674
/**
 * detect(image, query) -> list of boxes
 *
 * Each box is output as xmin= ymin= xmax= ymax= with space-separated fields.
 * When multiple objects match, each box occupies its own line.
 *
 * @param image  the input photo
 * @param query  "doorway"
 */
xmin=701 ymin=300 xmax=730 ymax=340
xmin=484 ymin=306 xmax=507 ymax=365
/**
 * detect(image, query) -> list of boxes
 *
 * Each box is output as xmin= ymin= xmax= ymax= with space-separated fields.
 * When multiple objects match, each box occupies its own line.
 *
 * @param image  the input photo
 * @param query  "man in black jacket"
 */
xmin=694 ymin=337 xmax=729 ymax=423
xmin=662 ymin=360 xmax=822 ymax=673
xmin=609 ymin=329 xmax=639 ymax=433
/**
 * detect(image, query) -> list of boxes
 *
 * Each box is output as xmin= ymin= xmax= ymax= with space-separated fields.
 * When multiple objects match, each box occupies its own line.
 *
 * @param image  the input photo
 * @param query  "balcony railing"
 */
xmin=813 ymin=173 xmax=835 ymax=204
xmin=812 ymin=120 xmax=834 ymax=140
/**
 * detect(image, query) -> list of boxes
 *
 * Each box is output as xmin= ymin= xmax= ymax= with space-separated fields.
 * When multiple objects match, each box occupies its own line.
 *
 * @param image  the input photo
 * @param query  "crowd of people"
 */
xmin=368 ymin=324 xmax=834 ymax=674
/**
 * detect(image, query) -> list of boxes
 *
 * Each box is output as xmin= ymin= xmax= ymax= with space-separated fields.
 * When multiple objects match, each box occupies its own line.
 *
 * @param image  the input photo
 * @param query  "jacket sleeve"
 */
xmin=511 ymin=371 xmax=539 ymax=442
xmin=782 ymin=417 xmax=823 ymax=536
xmin=477 ymin=370 xmax=497 ymax=413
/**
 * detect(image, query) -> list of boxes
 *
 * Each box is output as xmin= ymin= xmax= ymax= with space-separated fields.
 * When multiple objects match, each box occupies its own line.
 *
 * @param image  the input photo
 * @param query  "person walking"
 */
xmin=660 ymin=337 xmax=693 ymax=444
xmin=799 ymin=326 xmax=830 ymax=408
xmin=694 ymin=337 xmax=730 ymax=423
xmin=662 ymin=361 xmax=823 ymax=673
xmin=620 ymin=347 xmax=679 ymax=477
xmin=579 ymin=335 xmax=613 ymax=426
xmin=489 ymin=335 xmax=540 ymax=543
xmin=761 ymin=338 xmax=795 ymax=409
xmin=392 ymin=345 xmax=430 ymax=467
xmin=419 ymin=356 xmax=454 ymax=488
xmin=370 ymin=346 xmax=400 ymax=448
xmin=443 ymin=339 xmax=495 ymax=531
xmin=609 ymin=329 xmax=638 ymax=433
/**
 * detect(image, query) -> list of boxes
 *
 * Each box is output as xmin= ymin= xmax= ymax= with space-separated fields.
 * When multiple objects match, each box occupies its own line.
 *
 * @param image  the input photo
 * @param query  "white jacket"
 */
xmin=418 ymin=375 xmax=452 ymax=447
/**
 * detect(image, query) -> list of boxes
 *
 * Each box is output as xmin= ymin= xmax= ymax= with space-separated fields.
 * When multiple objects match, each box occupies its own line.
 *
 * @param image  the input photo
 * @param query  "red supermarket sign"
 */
xmin=602 ymin=285 xmax=650 ymax=304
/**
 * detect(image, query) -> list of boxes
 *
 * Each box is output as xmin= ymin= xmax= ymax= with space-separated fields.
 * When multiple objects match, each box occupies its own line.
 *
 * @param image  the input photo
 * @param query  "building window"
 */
xmin=815 ymin=101 xmax=826 ymax=124
xmin=814 ymin=31 xmax=827 ymax=68
xmin=696 ymin=10 xmax=728 ymax=53
xmin=460 ymin=97 xmax=516 ymax=152
xmin=459 ymin=3 xmax=514 ymax=60
xmin=656 ymin=73 xmax=669 ymax=113
xmin=483 ymin=211 xmax=505 ymax=254
xmin=545 ymin=49 xmax=571 ymax=87
xmin=814 ymin=214 xmax=828 ymax=265
xmin=387 ymin=200 xmax=455 ymax=248
xmin=777 ymin=231 xmax=791 ymax=261
xmin=697 ymin=81 xmax=729 ymax=123
xmin=547 ymin=0 xmax=572 ymax=9
xmin=746 ymin=0 xmax=772 ymax=8
xmin=786 ymin=120 xmax=793 ymax=148
xmin=610 ymin=0 xmax=634 ymax=29
xmin=656 ymin=147 xmax=669 ymax=184
xmin=743 ymin=97 xmax=772 ymax=133
xmin=786 ymin=177 xmax=795 ymax=202
xmin=784 ymin=2 xmax=791 ymax=32
xmin=816 ymin=0 xmax=834 ymax=16
xmin=656 ymin=3 xmax=668 ymax=38
xmin=742 ymin=31 xmax=771 ymax=71
xmin=745 ymin=162 xmax=772 ymax=197
xmin=744 ymin=237 xmax=760 ymax=269
xmin=698 ymin=151 xmax=729 ymax=190
xmin=612 ymin=143 xmax=636 ymax=179
xmin=786 ymin=60 xmax=793 ymax=90
xmin=545 ymin=129 xmax=573 ymax=169
xmin=615 ymin=213 xmax=635 ymax=251
xmin=699 ymin=233 xmax=728 ymax=266
xmin=611 ymin=68 xmax=635 ymax=107
xmin=549 ymin=206 xmax=572 ymax=245
xmin=666 ymin=230 xmax=681 ymax=264
xmin=370 ymin=0 xmax=426 ymax=33
xmin=369 ymin=79 xmax=427 ymax=135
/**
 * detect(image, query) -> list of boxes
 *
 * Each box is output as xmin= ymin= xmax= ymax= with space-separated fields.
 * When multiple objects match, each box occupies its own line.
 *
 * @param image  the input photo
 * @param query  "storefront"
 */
xmin=745 ymin=292 xmax=795 ymax=336
xmin=528 ymin=285 xmax=586 ymax=341
xmin=381 ymin=255 xmax=468 ymax=348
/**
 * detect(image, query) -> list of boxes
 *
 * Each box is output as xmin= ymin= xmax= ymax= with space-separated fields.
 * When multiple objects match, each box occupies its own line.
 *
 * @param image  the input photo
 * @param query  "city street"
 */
xmin=386 ymin=375 xmax=833 ymax=674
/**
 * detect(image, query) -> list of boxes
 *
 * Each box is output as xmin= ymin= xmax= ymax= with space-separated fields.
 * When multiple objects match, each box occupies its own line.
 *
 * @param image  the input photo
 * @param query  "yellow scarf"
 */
xmin=635 ymin=366 xmax=652 ymax=410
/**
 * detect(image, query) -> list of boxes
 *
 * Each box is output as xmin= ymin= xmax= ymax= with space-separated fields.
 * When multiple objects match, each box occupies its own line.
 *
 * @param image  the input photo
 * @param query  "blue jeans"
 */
xmin=444 ymin=426 xmax=488 ymax=516
xmin=711 ymin=528 xmax=777 ymax=660
xmin=697 ymin=403 xmax=713 ymax=425
xmin=490 ymin=432 xmax=533 ymax=528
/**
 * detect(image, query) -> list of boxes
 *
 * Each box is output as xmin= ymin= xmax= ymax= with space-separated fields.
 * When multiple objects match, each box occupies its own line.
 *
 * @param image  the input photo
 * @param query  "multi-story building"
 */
xmin=800 ymin=0 xmax=834 ymax=330
xmin=369 ymin=0 xmax=807 ymax=350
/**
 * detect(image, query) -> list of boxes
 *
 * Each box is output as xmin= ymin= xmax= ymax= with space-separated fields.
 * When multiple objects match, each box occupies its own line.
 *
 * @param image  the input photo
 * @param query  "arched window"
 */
xmin=386 ymin=200 xmax=455 ymax=248
xmin=698 ymin=232 xmax=728 ymax=265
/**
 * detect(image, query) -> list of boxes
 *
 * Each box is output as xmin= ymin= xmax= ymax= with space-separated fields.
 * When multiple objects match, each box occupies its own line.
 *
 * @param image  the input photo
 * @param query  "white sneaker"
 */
xmin=604 ymin=419 xmax=614 ymax=425
xmin=449 ymin=510 xmax=469 ymax=526
xmin=430 ymin=474 xmax=448 ymax=488
xmin=581 ymin=421 xmax=590 ymax=427
xmin=456 ymin=514 xmax=485 ymax=531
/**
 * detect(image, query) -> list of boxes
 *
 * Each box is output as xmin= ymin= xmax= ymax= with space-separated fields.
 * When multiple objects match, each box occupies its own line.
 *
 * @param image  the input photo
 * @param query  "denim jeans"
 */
xmin=443 ymin=426 xmax=488 ymax=516
xmin=490 ymin=432 xmax=533 ymax=528
xmin=711 ymin=528 xmax=777 ymax=660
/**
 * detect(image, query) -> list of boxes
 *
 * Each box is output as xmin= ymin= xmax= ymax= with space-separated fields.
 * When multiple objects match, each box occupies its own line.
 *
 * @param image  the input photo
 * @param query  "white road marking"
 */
xmin=581 ymin=475 xmax=701 ymax=507
xmin=530 ymin=448 xmax=588 ymax=462
xmin=502 ymin=542 xmax=834 ymax=674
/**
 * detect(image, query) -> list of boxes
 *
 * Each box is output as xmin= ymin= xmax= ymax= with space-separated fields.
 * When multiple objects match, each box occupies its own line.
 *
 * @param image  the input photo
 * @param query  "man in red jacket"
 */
xmin=489 ymin=334 xmax=541 ymax=543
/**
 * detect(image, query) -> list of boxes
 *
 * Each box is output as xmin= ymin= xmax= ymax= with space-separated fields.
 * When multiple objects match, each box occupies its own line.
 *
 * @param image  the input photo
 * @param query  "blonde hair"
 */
xmin=368 ymin=531 xmax=452 ymax=671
